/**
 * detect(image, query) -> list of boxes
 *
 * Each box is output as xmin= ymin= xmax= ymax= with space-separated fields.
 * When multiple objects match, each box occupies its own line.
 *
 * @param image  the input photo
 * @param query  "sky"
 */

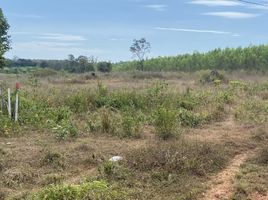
xmin=1 ymin=0 xmax=268 ymax=62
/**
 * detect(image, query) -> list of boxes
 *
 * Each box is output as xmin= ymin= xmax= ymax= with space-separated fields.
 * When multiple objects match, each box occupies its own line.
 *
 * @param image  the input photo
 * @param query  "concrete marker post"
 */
xmin=7 ymin=88 xmax=11 ymax=118
xmin=15 ymin=83 xmax=20 ymax=122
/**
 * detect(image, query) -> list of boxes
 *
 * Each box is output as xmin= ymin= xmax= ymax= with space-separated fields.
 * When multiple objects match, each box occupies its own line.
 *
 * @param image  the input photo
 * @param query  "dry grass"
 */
xmin=0 ymin=72 xmax=268 ymax=199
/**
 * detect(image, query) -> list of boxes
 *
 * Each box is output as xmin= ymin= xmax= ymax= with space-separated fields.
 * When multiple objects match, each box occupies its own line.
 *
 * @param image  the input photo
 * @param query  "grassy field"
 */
xmin=0 ymin=71 xmax=267 ymax=200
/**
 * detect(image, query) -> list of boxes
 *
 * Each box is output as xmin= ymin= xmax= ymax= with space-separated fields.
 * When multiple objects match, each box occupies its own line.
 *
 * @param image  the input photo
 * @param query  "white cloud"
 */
xmin=11 ymin=31 xmax=32 ymax=35
xmin=189 ymin=0 xmax=268 ymax=9
xmin=10 ymin=32 xmax=87 ymax=42
xmin=144 ymin=4 xmax=167 ymax=11
xmin=247 ymin=4 xmax=268 ymax=10
xmin=13 ymin=41 xmax=103 ymax=54
xmin=232 ymin=34 xmax=240 ymax=37
xmin=38 ymin=33 xmax=87 ymax=41
xmin=189 ymin=0 xmax=242 ymax=7
xmin=203 ymin=11 xmax=259 ymax=19
xmin=108 ymin=38 xmax=126 ymax=41
xmin=155 ymin=27 xmax=231 ymax=35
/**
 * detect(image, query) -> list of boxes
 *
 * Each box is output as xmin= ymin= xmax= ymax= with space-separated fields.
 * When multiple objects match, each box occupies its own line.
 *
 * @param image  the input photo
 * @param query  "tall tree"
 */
xmin=0 ymin=8 xmax=11 ymax=68
xmin=130 ymin=38 xmax=150 ymax=71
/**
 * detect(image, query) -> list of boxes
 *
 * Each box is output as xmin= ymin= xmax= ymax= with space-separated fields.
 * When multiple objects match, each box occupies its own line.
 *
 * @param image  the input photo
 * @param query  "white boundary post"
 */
xmin=0 ymin=86 xmax=2 ymax=112
xmin=7 ymin=88 xmax=11 ymax=118
xmin=15 ymin=90 xmax=19 ymax=122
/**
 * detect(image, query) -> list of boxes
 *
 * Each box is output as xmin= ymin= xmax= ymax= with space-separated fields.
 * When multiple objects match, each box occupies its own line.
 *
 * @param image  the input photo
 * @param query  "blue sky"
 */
xmin=1 ymin=0 xmax=268 ymax=61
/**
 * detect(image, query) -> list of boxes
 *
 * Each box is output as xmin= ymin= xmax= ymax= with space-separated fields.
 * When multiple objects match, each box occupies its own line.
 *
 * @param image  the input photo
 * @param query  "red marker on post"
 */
xmin=16 ymin=82 xmax=21 ymax=90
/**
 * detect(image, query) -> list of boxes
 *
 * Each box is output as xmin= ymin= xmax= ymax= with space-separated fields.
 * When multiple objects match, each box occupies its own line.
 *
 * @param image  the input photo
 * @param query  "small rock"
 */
xmin=6 ymin=142 xmax=11 ymax=145
xmin=109 ymin=156 xmax=123 ymax=162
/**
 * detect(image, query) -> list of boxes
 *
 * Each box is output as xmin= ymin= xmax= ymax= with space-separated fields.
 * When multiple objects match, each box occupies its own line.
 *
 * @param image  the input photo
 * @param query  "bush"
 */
xmin=0 ymin=114 xmax=19 ymax=136
xmin=108 ymin=90 xmax=144 ymax=110
xmin=152 ymin=106 xmax=178 ymax=139
xmin=32 ymin=68 xmax=58 ymax=77
xmin=98 ymin=161 xmax=130 ymax=181
xmin=64 ymin=90 xmax=95 ymax=113
xmin=41 ymin=151 xmax=66 ymax=169
xmin=178 ymin=108 xmax=204 ymax=128
xmin=53 ymin=120 xmax=78 ymax=140
xmin=199 ymin=70 xmax=226 ymax=84
xmin=97 ymin=62 xmax=112 ymax=73
xmin=120 ymin=112 xmax=142 ymax=138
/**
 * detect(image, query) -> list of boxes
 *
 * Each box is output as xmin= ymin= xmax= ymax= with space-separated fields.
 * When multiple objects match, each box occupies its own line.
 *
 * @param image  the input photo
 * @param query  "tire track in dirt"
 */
xmin=201 ymin=150 xmax=256 ymax=200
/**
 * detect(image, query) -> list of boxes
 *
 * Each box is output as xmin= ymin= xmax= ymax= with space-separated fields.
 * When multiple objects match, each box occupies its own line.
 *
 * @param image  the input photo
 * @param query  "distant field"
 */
xmin=0 ymin=71 xmax=267 ymax=200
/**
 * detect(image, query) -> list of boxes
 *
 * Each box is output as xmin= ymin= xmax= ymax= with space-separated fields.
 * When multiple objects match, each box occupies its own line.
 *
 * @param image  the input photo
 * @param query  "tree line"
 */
xmin=114 ymin=44 xmax=268 ymax=72
xmin=6 ymin=55 xmax=112 ymax=73
xmin=6 ymin=44 xmax=268 ymax=73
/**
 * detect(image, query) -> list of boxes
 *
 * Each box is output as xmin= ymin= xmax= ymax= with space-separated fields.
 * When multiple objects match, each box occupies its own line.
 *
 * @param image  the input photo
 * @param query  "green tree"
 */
xmin=130 ymin=38 xmax=150 ymax=71
xmin=40 ymin=60 xmax=49 ymax=68
xmin=77 ymin=55 xmax=95 ymax=73
xmin=0 ymin=8 xmax=11 ymax=68
xmin=97 ymin=61 xmax=112 ymax=73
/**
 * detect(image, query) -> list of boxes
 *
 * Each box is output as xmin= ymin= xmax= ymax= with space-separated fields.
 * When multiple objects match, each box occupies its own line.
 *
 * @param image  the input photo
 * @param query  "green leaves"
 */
xmin=0 ymin=8 xmax=11 ymax=68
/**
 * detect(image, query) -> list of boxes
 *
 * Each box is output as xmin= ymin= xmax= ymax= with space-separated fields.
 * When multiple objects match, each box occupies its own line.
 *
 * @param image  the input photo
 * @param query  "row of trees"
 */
xmin=6 ymin=44 xmax=268 ymax=73
xmin=115 ymin=44 xmax=268 ymax=72
xmin=6 ymin=55 xmax=112 ymax=73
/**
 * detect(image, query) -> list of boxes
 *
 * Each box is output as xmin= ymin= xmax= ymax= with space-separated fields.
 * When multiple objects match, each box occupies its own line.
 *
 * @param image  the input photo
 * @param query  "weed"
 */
xmin=199 ymin=70 xmax=226 ymax=84
xmin=41 ymin=174 xmax=64 ymax=186
xmin=28 ymin=180 xmax=128 ymax=200
xmin=178 ymin=108 xmax=204 ymax=128
xmin=53 ymin=120 xmax=78 ymax=140
xmin=125 ymin=141 xmax=229 ymax=176
xmin=100 ymin=107 xmax=117 ymax=134
xmin=2 ymin=168 xmax=35 ymax=188
xmin=64 ymin=89 xmax=95 ymax=113
xmin=235 ymin=99 xmax=268 ymax=124
xmin=41 ymin=151 xmax=66 ymax=169
xmin=120 ymin=112 xmax=141 ymax=138
xmin=152 ymin=106 xmax=178 ymax=139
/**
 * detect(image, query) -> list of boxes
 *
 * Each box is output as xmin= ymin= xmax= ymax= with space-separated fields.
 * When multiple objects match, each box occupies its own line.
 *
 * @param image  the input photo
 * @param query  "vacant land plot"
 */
xmin=0 ymin=72 xmax=267 ymax=200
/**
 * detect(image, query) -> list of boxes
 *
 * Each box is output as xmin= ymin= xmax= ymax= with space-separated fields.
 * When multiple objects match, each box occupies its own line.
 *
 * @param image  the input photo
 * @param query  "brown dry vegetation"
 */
xmin=0 ymin=71 xmax=267 ymax=200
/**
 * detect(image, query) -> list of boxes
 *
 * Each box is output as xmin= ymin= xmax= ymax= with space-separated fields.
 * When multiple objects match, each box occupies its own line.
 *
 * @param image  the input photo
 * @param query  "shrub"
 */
xmin=64 ymin=90 xmax=95 ymax=113
xmin=152 ymin=106 xmax=178 ymax=139
xmin=120 ymin=112 xmax=141 ymax=138
xmin=108 ymin=90 xmax=144 ymax=110
xmin=198 ymin=70 xmax=226 ymax=84
xmin=101 ymin=108 xmax=112 ymax=134
xmin=41 ymin=174 xmax=64 ymax=186
xmin=50 ymin=106 xmax=72 ymax=124
xmin=86 ymin=107 xmax=120 ymax=135
xmin=0 ymin=114 xmax=19 ymax=136
xmin=41 ymin=151 xmax=66 ymax=169
xmin=178 ymin=108 xmax=204 ymax=128
xmin=53 ymin=120 xmax=78 ymax=140
xmin=97 ymin=62 xmax=112 ymax=73
xmin=32 ymin=68 xmax=58 ymax=77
